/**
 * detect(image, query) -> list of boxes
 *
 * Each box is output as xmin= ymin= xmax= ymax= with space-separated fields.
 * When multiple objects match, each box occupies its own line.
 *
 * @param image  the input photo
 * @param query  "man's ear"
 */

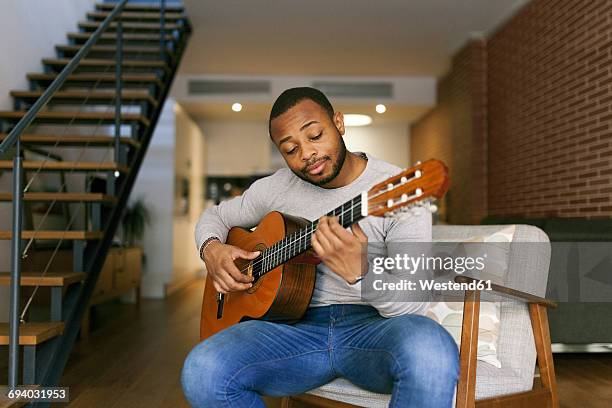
xmin=333 ymin=111 xmax=345 ymax=135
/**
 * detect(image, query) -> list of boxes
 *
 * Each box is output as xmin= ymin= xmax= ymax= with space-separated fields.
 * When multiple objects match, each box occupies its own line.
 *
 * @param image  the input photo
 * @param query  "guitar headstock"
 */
xmin=366 ymin=159 xmax=449 ymax=217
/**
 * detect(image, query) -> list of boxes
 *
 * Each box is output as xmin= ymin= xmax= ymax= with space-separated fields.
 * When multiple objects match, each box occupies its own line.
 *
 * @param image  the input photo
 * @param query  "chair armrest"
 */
xmin=454 ymin=275 xmax=557 ymax=309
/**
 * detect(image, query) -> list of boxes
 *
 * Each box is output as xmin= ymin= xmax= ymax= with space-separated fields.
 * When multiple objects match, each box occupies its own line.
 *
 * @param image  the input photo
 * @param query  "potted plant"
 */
xmin=121 ymin=197 xmax=151 ymax=248
xmin=110 ymin=197 xmax=151 ymax=301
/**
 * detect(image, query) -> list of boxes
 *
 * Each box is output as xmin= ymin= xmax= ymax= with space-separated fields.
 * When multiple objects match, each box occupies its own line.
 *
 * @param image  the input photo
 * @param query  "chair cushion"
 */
xmin=306 ymin=362 xmax=532 ymax=407
xmin=306 ymin=377 xmax=390 ymax=408
xmin=425 ymin=225 xmax=516 ymax=368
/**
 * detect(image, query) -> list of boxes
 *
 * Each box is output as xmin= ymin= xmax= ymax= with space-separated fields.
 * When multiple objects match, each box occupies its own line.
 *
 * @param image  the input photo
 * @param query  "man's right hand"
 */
xmin=203 ymin=240 xmax=260 ymax=294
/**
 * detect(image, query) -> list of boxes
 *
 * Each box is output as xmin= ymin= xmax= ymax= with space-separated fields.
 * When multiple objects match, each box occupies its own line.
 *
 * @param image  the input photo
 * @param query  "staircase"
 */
xmin=0 ymin=1 xmax=190 ymax=405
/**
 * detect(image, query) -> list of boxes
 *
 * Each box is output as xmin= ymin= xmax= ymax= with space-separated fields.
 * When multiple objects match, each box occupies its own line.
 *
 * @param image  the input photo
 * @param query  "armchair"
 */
xmin=279 ymin=225 xmax=559 ymax=408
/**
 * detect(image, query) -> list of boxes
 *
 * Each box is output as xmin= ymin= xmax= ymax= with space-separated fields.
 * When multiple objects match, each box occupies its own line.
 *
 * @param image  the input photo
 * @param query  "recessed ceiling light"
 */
xmin=375 ymin=104 xmax=387 ymax=114
xmin=232 ymin=103 xmax=242 ymax=112
xmin=344 ymin=114 xmax=372 ymax=127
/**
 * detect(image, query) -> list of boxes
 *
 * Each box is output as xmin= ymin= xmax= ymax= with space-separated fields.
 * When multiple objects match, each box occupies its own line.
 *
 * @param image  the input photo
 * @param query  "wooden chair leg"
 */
xmin=528 ymin=304 xmax=559 ymax=408
xmin=456 ymin=289 xmax=481 ymax=408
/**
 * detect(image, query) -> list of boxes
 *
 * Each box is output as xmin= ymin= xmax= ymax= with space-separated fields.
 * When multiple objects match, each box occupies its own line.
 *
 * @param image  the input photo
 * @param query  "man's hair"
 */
xmin=268 ymin=87 xmax=334 ymax=136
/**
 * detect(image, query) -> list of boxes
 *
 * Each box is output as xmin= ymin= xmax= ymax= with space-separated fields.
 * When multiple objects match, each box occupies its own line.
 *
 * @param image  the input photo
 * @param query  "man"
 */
xmin=181 ymin=87 xmax=459 ymax=407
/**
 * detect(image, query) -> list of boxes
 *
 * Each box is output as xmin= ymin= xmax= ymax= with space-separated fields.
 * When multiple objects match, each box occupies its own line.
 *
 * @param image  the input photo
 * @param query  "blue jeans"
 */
xmin=181 ymin=304 xmax=459 ymax=408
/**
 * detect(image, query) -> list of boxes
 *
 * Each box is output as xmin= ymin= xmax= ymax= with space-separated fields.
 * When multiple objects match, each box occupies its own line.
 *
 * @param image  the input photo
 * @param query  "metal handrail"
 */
xmin=6 ymin=0 xmax=130 ymax=389
xmin=0 ymin=0 xmax=130 ymax=155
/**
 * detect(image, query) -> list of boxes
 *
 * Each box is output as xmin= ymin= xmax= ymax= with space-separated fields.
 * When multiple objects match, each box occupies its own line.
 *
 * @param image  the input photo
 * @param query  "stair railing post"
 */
xmin=8 ymin=135 xmax=23 ymax=390
xmin=160 ymin=0 xmax=166 ymax=60
xmin=115 ymin=17 xmax=123 ymax=167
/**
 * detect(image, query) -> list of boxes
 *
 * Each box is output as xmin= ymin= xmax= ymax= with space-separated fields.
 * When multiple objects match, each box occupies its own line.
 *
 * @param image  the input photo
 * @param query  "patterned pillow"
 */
xmin=425 ymin=225 xmax=516 ymax=369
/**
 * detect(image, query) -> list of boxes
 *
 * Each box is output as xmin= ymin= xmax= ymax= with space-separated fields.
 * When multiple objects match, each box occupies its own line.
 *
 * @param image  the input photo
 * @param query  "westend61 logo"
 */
xmin=371 ymin=253 xmax=486 ymax=275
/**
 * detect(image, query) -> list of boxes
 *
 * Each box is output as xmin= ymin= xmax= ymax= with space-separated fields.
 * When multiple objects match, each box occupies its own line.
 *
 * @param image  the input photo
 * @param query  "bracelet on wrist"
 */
xmin=200 ymin=237 xmax=220 ymax=261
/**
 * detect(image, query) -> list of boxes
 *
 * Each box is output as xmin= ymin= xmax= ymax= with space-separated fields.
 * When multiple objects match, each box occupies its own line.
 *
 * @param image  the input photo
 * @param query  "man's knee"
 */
xmin=394 ymin=315 xmax=460 ymax=382
xmin=181 ymin=341 xmax=231 ymax=406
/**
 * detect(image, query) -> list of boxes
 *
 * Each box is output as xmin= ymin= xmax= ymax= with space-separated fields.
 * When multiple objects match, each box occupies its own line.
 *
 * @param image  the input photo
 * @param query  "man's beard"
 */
xmin=293 ymin=138 xmax=347 ymax=186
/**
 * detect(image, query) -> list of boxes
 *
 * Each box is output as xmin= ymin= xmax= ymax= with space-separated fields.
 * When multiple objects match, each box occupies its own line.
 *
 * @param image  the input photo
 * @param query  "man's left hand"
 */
xmin=311 ymin=216 xmax=368 ymax=284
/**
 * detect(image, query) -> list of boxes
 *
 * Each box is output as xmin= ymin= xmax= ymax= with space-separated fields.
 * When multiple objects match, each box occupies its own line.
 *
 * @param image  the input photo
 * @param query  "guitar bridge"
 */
xmin=216 ymin=292 xmax=225 ymax=319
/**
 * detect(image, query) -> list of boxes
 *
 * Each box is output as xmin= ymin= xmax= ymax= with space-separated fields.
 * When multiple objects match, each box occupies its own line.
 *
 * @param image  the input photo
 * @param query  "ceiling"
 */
xmin=180 ymin=0 xmax=529 ymax=77
xmin=178 ymin=100 xmax=429 ymax=125
xmin=177 ymin=0 xmax=528 ymax=123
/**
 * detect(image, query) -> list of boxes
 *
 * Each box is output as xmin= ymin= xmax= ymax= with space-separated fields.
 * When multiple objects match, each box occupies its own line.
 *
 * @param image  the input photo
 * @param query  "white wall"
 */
xmin=199 ymin=120 xmax=411 ymax=177
xmin=172 ymin=104 xmax=207 ymax=288
xmin=199 ymin=121 xmax=272 ymax=175
xmin=130 ymin=101 xmax=176 ymax=298
xmin=0 ymin=0 xmax=96 ymax=322
xmin=0 ymin=0 xmax=97 ymax=110
xmin=343 ymin=123 xmax=411 ymax=168
xmin=130 ymin=100 xmax=207 ymax=298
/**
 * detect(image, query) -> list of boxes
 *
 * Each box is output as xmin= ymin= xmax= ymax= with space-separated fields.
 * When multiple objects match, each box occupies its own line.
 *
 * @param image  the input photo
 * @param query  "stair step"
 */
xmin=42 ymin=58 xmax=169 ymax=73
xmin=10 ymin=90 xmax=158 ymax=108
xmin=0 ymin=322 xmax=65 ymax=346
xmin=0 ymin=133 xmax=140 ymax=148
xmin=68 ymin=32 xmax=174 ymax=43
xmin=0 ymin=231 xmax=104 ymax=240
xmin=0 ymin=160 xmax=129 ymax=173
xmin=78 ymin=21 xmax=179 ymax=32
xmin=0 ymin=111 xmax=150 ymax=126
xmin=0 ymin=192 xmax=117 ymax=203
xmin=56 ymin=44 xmax=172 ymax=57
xmin=87 ymin=11 xmax=183 ymax=21
xmin=0 ymin=272 xmax=86 ymax=287
xmin=27 ymin=72 xmax=163 ymax=89
xmin=0 ymin=396 xmax=27 ymax=408
xmin=96 ymin=3 xmax=184 ymax=13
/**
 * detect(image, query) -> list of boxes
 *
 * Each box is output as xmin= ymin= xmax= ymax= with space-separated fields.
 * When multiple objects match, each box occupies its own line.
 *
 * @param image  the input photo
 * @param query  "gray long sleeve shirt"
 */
xmin=195 ymin=152 xmax=432 ymax=317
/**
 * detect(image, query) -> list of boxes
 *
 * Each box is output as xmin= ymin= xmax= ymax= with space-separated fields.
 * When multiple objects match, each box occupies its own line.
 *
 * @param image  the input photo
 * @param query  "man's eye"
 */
xmin=286 ymin=147 xmax=297 ymax=155
xmin=311 ymin=132 xmax=322 ymax=140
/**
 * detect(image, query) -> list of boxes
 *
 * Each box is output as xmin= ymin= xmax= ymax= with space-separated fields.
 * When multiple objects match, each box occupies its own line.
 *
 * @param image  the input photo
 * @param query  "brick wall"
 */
xmin=411 ymin=40 xmax=487 ymax=224
xmin=411 ymin=0 xmax=612 ymax=221
xmin=488 ymin=0 xmax=612 ymax=218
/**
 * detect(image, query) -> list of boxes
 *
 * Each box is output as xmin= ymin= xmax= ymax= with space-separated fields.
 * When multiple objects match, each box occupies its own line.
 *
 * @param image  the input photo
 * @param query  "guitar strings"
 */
xmin=233 ymin=169 xmax=439 ymax=277
xmin=243 ymin=196 xmax=430 ymax=278
xmin=250 ymin=191 xmax=404 ymax=273
xmin=241 ymin=200 xmax=364 ymax=276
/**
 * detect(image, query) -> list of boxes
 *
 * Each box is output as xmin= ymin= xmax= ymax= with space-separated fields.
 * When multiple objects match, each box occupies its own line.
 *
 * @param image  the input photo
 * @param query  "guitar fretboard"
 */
xmin=252 ymin=193 xmax=364 ymax=279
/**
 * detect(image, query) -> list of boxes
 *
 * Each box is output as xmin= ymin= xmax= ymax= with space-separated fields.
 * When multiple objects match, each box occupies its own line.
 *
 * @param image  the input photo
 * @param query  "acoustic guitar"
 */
xmin=200 ymin=159 xmax=449 ymax=340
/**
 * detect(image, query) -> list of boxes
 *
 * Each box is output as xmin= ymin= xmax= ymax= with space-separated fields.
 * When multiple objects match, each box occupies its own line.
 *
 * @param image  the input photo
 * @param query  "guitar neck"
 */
xmin=252 ymin=192 xmax=366 ymax=278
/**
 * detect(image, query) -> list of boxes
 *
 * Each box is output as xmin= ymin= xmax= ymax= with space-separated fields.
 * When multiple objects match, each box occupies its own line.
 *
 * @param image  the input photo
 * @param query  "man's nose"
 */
xmin=301 ymin=145 xmax=317 ymax=162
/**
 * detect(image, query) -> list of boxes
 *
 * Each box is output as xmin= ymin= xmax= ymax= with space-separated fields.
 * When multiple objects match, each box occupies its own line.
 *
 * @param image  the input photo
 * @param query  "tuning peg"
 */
xmin=428 ymin=203 xmax=438 ymax=213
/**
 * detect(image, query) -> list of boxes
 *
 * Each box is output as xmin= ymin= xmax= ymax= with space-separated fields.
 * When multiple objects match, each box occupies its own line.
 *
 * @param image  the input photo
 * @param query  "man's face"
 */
xmin=270 ymin=99 xmax=347 ymax=186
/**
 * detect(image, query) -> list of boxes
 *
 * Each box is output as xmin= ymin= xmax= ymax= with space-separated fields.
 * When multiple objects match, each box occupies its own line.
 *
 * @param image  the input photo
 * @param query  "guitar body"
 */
xmin=200 ymin=211 xmax=318 ymax=340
